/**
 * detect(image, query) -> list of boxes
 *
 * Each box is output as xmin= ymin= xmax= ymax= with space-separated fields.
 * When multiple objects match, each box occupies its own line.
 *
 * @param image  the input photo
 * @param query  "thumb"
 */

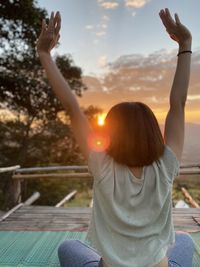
xmin=57 ymin=34 xmax=60 ymax=43
xmin=41 ymin=19 xmax=47 ymax=34
xmin=175 ymin=13 xmax=181 ymax=25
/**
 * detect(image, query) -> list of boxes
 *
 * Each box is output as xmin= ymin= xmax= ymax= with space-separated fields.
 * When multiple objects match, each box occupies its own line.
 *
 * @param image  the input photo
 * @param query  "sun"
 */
xmin=97 ymin=113 xmax=107 ymax=126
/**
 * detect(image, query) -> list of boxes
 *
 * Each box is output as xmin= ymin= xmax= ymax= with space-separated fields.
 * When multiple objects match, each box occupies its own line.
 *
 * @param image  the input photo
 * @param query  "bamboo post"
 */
xmin=15 ymin=166 xmax=88 ymax=173
xmin=12 ymin=173 xmax=92 ymax=179
xmin=0 ymin=203 xmax=23 ymax=222
xmin=0 ymin=165 xmax=20 ymax=173
xmin=11 ymin=179 xmax=22 ymax=205
xmin=24 ymin=192 xmax=40 ymax=205
xmin=181 ymin=187 xmax=200 ymax=208
xmin=89 ymin=199 xmax=93 ymax=208
xmin=0 ymin=192 xmax=40 ymax=222
xmin=55 ymin=190 xmax=77 ymax=207
xmin=0 ymin=165 xmax=21 ymax=207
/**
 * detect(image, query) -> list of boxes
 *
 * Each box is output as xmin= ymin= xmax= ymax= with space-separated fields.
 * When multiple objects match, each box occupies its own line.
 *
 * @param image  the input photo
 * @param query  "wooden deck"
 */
xmin=0 ymin=205 xmax=200 ymax=232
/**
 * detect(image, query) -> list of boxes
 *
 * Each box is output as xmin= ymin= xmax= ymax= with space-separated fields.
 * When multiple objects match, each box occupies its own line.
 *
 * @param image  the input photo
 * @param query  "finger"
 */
xmin=47 ymin=11 xmax=54 ymax=31
xmin=55 ymin=15 xmax=61 ymax=35
xmin=50 ymin=11 xmax=54 ymax=21
xmin=55 ymin=23 xmax=61 ymax=35
xmin=159 ymin=10 xmax=166 ymax=23
xmin=58 ymin=34 xmax=60 ymax=42
xmin=159 ymin=9 xmax=172 ymax=28
xmin=41 ymin=19 xmax=47 ymax=33
xmin=175 ymin=13 xmax=181 ymax=25
xmin=54 ymin=12 xmax=61 ymax=34
xmin=159 ymin=9 xmax=170 ymax=29
xmin=55 ymin=34 xmax=60 ymax=44
xmin=165 ymin=8 xmax=176 ymax=26
xmin=53 ymin=11 xmax=60 ymax=26
xmin=159 ymin=9 xmax=164 ymax=20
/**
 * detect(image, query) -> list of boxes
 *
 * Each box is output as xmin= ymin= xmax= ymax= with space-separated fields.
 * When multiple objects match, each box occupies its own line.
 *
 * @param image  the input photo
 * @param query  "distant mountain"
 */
xmin=160 ymin=123 xmax=200 ymax=165
xmin=182 ymin=123 xmax=200 ymax=165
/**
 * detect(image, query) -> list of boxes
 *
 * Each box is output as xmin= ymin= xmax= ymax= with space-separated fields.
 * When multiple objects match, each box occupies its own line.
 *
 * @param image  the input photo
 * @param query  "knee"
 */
xmin=176 ymin=232 xmax=194 ymax=251
xmin=58 ymin=240 xmax=79 ymax=258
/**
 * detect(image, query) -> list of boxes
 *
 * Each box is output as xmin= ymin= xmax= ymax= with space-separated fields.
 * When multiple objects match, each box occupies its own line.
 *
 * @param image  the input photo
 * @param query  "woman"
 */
xmin=36 ymin=8 xmax=194 ymax=267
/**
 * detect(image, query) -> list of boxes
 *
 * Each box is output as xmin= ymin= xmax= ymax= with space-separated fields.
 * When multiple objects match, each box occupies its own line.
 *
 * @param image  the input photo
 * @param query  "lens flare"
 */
xmin=88 ymin=132 xmax=110 ymax=152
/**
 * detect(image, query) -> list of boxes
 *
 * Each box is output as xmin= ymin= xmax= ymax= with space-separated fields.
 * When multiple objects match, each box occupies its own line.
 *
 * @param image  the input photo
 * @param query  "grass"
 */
xmin=63 ymin=174 xmax=200 ymax=208
xmin=173 ymin=174 xmax=200 ymax=207
xmin=64 ymin=190 xmax=93 ymax=207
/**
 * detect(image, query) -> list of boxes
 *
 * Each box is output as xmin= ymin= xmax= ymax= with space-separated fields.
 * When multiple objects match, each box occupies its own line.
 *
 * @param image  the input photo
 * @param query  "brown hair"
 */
xmin=105 ymin=102 xmax=164 ymax=167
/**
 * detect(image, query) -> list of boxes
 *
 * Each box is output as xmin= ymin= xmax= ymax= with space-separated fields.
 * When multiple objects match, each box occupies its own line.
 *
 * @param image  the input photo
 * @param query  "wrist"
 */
xmin=38 ymin=50 xmax=51 ymax=58
xmin=179 ymin=39 xmax=192 ymax=52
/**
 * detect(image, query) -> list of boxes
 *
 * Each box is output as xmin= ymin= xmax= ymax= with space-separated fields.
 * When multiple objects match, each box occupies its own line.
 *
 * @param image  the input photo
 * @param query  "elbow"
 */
xmin=170 ymin=100 xmax=186 ymax=112
xmin=180 ymin=93 xmax=187 ymax=107
xmin=170 ymin=96 xmax=187 ymax=109
xmin=180 ymin=98 xmax=186 ymax=108
xmin=181 ymin=99 xmax=186 ymax=108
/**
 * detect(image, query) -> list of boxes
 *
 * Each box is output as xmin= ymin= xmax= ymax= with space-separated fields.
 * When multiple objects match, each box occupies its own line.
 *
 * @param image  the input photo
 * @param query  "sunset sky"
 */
xmin=37 ymin=0 xmax=200 ymax=124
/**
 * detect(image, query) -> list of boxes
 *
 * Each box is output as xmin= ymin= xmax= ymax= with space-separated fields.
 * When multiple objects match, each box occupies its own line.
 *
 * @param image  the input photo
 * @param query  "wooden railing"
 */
xmin=0 ymin=164 xmax=200 ymax=206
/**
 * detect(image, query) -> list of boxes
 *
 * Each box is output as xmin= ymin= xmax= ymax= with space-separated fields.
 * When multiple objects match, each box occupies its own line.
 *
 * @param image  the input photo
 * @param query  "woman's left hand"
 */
xmin=37 ymin=11 xmax=61 ymax=55
xmin=159 ymin=8 xmax=192 ymax=46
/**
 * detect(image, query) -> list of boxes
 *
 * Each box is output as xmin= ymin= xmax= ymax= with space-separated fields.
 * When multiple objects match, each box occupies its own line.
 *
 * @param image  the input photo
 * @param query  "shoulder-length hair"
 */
xmin=104 ymin=102 xmax=165 ymax=167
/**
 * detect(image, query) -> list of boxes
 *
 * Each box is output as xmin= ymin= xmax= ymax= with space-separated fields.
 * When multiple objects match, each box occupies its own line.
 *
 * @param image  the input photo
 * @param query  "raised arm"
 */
xmin=36 ymin=12 xmax=92 ymax=160
xmin=159 ymin=8 xmax=192 ymax=162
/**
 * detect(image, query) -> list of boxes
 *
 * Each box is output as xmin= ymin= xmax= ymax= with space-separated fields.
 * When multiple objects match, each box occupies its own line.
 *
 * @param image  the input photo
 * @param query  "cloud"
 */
xmin=85 ymin=25 xmax=94 ymax=30
xmin=93 ymin=39 xmax=99 ymax=45
xmin=79 ymin=49 xmax=200 ymax=125
xmin=98 ymin=55 xmax=108 ymax=67
xmin=96 ymin=31 xmax=106 ymax=36
xmin=101 ymin=24 xmax=108 ymax=29
xmin=102 ymin=15 xmax=110 ymax=21
xmin=98 ymin=1 xmax=119 ymax=9
xmin=125 ymin=0 xmax=151 ymax=8
xmin=188 ymin=95 xmax=200 ymax=101
xmin=88 ymin=14 xmax=109 ymax=40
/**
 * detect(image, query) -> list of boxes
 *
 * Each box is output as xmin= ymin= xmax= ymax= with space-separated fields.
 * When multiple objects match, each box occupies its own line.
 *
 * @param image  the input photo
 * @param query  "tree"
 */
xmin=0 ymin=0 xmax=90 ymax=209
xmin=0 ymin=0 xmax=87 ymax=167
xmin=0 ymin=104 xmax=102 ymax=209
xmin=0 ymin=0 xmax=105 ymax=211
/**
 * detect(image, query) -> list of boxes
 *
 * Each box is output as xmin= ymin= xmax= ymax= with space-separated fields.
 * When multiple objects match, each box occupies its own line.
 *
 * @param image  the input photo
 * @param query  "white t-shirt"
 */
xmin=86 ymin=145 xmax=180 ymax=267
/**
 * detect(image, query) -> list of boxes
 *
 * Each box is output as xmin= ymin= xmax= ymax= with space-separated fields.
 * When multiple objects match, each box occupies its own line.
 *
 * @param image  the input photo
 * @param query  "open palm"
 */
xmin=159 ymin=8 xmax=191 ymax=45
xmin=37 ymin=11 xmax=61 ymax=54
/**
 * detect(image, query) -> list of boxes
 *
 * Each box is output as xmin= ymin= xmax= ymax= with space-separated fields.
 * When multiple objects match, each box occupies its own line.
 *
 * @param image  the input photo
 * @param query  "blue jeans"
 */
xmin=58 ymin=232 xmax=194 ymax=267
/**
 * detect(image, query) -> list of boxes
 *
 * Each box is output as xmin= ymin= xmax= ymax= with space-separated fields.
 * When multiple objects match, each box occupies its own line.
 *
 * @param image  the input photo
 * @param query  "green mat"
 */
xmin=0 ymin=231 xmax=199 ymax=267
xmin=0 ymin=231 xmax=87 ymax=267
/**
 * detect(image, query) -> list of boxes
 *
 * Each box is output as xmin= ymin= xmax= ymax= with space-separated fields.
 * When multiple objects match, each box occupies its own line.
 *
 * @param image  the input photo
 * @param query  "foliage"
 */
xmin=0 ymin=0 xmax=101 ymax=209
xmin=24 ymin=178 xmax=93 ymax=207
xmin=0 ymin=0 xmax=46 ymax=66
xmin=0 ymin=0 xmax=87 ymax=167
xmin=0 ymin=104 xmax=102 ymax=209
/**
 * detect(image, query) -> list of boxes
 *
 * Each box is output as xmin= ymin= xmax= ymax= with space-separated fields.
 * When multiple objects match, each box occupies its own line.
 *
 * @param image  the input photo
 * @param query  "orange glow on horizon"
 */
xmin=154 ymin=110 xmax=200 ymax=124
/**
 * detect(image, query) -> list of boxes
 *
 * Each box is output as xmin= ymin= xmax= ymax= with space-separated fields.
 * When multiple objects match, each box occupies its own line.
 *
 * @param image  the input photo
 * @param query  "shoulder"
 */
xmin=87 ymin=150 xmax=113 ymax=182
xmin=155 ymin=145 xmax=180 ymax=183
xmin=162 ymin=145 xmax=180 ymax=167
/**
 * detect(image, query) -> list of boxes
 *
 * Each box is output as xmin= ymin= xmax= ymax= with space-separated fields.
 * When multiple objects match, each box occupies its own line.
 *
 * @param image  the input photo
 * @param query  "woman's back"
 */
xmin=86 ymin=145 xmax=179 ymax=267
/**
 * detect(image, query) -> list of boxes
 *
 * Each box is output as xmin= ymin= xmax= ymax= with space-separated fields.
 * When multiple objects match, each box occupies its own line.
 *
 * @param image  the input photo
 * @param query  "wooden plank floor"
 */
xmin=0 ymin=206 xmax=199 ymax=231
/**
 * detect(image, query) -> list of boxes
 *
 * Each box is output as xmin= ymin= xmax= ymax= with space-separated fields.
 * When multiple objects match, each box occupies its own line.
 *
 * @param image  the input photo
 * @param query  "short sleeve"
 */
xmin=88 ymin=150 xmax=112 ymax=183
xmin=158 ymin=145 xmax=180 ymax=184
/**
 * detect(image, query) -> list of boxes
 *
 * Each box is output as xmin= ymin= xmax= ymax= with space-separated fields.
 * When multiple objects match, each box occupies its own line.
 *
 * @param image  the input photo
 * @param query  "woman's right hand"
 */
xmin=36 ymin=11 xmax=61 ymax=55
xmin=159 ymin=8 xmax=192 ymax=46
